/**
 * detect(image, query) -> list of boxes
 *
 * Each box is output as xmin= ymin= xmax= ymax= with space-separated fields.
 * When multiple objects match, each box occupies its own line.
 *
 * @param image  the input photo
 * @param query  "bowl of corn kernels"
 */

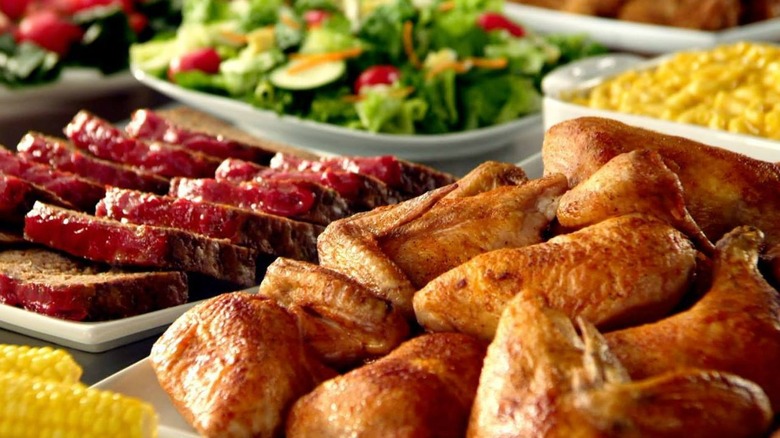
xmin=541 ymin=41 xmax=780 ymax=162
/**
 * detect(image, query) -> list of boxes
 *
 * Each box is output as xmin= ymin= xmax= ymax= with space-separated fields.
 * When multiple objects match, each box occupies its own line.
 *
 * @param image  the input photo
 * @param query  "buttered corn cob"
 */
xmin=572 ymin=42 xmax=780 ymax=139
xmin=0 ymin=345 xmax=158 ymax=437
xmin=0 ymin=344 xmax=82 ymax=384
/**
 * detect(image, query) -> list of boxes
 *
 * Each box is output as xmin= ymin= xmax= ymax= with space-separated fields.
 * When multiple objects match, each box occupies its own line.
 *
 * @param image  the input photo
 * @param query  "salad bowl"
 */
xmin=134 ymin=67 xmax=543 ymax=161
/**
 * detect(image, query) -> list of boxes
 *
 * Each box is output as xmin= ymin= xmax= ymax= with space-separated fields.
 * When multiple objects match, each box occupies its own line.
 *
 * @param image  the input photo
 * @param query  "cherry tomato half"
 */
xmin=16 ymin=10 xmax=83 ymax=56
xmin=354 ymin=65 xmax=401 ymax=94
xmin=168 ymin=47 xmax=222 ymax=82
xmin=0 ymin=0 xmax=32 ymax=21
xmin=67 ymin=0 xmax=133 ymax=14
xmin=476 ymin=12 xmax=525 ymax=37
xmin=303 ymin=9 xmax=330 ymax=28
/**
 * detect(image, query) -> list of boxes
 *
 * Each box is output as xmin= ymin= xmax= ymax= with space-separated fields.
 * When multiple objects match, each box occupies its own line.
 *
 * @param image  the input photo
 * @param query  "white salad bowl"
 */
xmin=133 ymin=67 xmax=544 ymax=162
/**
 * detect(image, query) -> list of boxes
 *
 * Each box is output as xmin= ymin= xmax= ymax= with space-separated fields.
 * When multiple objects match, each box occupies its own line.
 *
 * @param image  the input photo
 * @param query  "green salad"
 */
xmin=132 ymin=0 xmax=605 ymax=135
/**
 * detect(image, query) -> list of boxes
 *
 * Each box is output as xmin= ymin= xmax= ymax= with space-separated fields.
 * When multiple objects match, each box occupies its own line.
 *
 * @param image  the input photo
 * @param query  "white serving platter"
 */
xmin=92 ymin=357 xmax=200 ymax=438
xmin=0 ymin=299 xmax=206 ymax=353
xmin=132 ymin=67 xmax=544 ymax=162
xmin=504 ymin=3 xmax=780 ymax=55
xmin=541 ymin=53 xmax=780 ymax=163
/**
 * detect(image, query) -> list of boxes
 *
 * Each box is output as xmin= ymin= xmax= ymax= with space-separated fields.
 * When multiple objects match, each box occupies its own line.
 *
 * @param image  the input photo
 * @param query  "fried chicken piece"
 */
xmin=618 ymin=0 xmax=740 ymax=30
xmin=443 ymin=160 xmax=528 ymax=198
xmin=741 ymin=0 xmax=780 ymax=23
xmin=414 ymin=214 xmax=697 ymax=341
xmin=562 ymin=0 xmax=628 ymax=16
xmin=606 ymin=226 xmax=780 ymax=411
xmin=557 ymin=149 xmax=714 ymax=254
xmin=150 ymin=292 xmax=333 ymax=438
xmin=287 ymin=333 xmax=486 ymax=438
xmin=468 ymin=294 xmax=773 ymax=437
xmin=257 ymin=257 xmax=410 ymax=369
xmin=543 ymin=117 xmax=780 ymax=247
xmin=317 ymin=163 xmax=566 ymax=318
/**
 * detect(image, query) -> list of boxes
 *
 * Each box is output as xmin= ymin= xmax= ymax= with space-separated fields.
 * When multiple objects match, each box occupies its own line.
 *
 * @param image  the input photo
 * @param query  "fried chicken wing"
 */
xmin=414 ymin=214 xmax=697 ymax=340
xmin=605 ymin=226 xmax=780 ymax=411
xmin=317 ymin=162 xmax=566 ymax=318
xmin=468 ymin=294 xmax=773 ymax=438
xmin=557 ymin=149 xmax=714 ymax=253
xmin=543 ymin=117 xmax=780 ymax=247
xmin=287 ymin=333 xmax=486 ymax=438
xmin=257 ymin=257 xmax=410 ymax=368
xmin=150 ymin=292 xmax=333 ymax=438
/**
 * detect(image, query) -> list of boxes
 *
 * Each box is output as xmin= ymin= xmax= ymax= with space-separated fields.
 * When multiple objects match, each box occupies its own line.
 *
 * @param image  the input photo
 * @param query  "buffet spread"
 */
xmin=1 ymin=0 xmax=780 ymax=437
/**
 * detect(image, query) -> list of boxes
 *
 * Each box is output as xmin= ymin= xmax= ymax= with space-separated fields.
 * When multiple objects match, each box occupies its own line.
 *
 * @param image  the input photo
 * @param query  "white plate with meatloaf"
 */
xmin=0 ymin=105 xmax=458 ymax=353
xmin=503 ymin=3 xmax=780 ymax=54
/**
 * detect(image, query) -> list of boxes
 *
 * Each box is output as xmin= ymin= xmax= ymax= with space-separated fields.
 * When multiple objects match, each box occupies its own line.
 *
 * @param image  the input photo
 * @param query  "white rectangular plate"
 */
xmin=504 ymin=3 xmax=780 ymax=54
xmin=92 ymin=357 xmax=200 ymax=437
xmin=0 ymin=299 xmax=204 ymax=353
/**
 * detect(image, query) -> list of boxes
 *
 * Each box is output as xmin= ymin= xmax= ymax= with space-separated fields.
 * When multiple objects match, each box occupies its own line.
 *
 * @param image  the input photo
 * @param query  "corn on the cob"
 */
xmin=0 ymin=344 xmax=82 ymax=385
xmin=0 ymin=372 xmax=158 ymax=438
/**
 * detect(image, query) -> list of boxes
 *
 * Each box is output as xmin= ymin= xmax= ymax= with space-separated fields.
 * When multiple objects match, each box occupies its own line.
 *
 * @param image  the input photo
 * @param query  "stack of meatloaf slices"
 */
xmin=0 ymin=107 xmax=455 ymax=322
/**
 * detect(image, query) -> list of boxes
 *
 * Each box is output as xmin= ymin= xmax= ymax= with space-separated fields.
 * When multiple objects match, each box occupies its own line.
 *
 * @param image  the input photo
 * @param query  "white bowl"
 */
xmin=133 ymin=67 xmax=544 ymax=162
xmin=541 ymin=53 xmax=780 ymax=163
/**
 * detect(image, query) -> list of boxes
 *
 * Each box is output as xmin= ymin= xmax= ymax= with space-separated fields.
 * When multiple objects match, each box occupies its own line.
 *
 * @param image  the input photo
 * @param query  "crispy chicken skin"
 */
xmin=606 ymin=226 xmax=780 ymax=411
xmin=543 ymin=117 xmax=780 ymax=247
xmin=150 ymin=292 xmax=333 ymax=438
xmin=287 ymin=333 xmax=486 ymax=438
xmin=468 ymin=294 xmax=773 ymax=437
xmin=257 ymin=257 xmax=410 ymax=368
xmin=557 ymin=149 xmax=714 ymax=254
xmin=442 ymin=160 xmax=528 ymax=198
xmin=317 ymin=163 xmax=566 ymax=318
xmin=414 ymin=214 xmax=697 ymax=341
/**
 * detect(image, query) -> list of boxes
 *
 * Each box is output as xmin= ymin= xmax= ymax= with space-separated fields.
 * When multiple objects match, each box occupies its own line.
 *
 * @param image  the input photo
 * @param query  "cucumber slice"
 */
xmin=269 ymin=59 xmax=346 ymax=90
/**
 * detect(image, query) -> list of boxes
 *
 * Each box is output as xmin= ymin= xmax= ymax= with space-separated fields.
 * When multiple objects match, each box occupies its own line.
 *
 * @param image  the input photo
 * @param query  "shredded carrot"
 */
xmin=220 ymin=29 xmax=247 ymax=45
xmin=438 ymin=1 xmax=455 ymax=12
xmin=287 ymin=47 xmax=364 ymax=75
xmin=469 ymin=57 xmax=509 ymax=69
xmin=425 ymin=61 xmax=469 ymax=79
xmin=280 ymin=13 xmax=301 ymax=30
xmin=403 ymin=21 xmax=422 ymax=69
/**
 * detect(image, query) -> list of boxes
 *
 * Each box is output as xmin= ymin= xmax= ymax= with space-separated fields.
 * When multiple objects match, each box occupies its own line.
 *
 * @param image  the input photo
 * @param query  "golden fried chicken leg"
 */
xmin=606 ymin=226 xmax=780 ymax=411
xmin=543 ymin=117 xmax=780 ymax=247
xmin=414 ymin=214 xmax=697 ymax=340
xmin=318 ymin=162 xmax=567 ymax=318
xmin=150 ymin=293 xmax=333 ymax=438
xmin=257 ymin=257 xmax=410 ymax=368
xmin=557 ymin=149 xmax=714 ymax=254
xmin=287 ymin=333 xmax=486 ymax=437
xmin=468 ymin=294 xmax=773 ymax=437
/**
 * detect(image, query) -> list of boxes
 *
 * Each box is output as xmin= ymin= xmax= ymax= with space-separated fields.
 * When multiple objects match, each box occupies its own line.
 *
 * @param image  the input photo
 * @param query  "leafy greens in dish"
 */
xmin=132 ymin=0 xmax=605 ymax=135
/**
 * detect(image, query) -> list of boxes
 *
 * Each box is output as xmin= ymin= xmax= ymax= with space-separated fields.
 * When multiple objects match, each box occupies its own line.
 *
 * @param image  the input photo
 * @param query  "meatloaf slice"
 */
xmin=269 ymin=153 xmax=456 ymax=199
xmin=0 ymin=148 xmax=104 ymax=211
xmin=24 ymin=202 xmax=257 ymax=287
xmin=215 ymin=158 xmax=400 ymax=211
xmin=96 ymin=187 xmax=322 ymax=262
xmin=169 ymin=177 xmax=351 ymax=226
xmin=17 ymin=133 xmax=169 ymax=194
xmin=0 ymin=248 xmax=188 ymax=321
xmin=64 ymin=110 xmax=222 ymax=178
xmin=0 ymin=174 xmax=76 ymax=225
xmin=125 ymin=109 xmax=275 ymax=164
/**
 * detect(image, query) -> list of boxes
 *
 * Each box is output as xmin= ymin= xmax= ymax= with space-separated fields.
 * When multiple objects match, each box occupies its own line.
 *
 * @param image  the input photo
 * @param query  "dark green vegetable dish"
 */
xmin=132 ymin=0 xmax=605 ymax=135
